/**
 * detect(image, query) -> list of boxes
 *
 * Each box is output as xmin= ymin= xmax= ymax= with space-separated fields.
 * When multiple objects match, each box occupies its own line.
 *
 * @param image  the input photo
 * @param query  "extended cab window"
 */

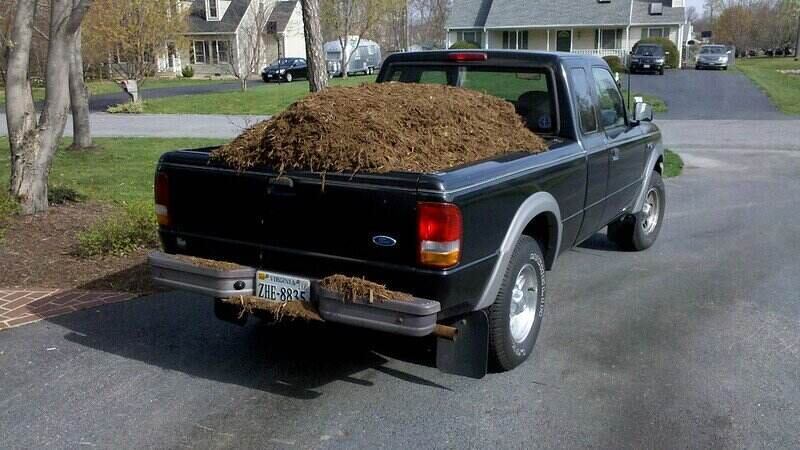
xmin=385 ymin=64 xmax=556 ymax=134
xmin=569 ymin=68 xmax=597 ymax=133
xmin=591 ymin=68 xmax=626 ymax=129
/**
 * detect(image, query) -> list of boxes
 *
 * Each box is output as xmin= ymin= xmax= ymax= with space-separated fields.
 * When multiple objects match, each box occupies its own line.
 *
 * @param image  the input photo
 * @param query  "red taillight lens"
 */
xmin=417 ymin=202 xmax=462 ymax=268
xmin=447 ymin=52 xmax=488 ymax=62
xmin=154 ymin=172 xmax=170 ymax=226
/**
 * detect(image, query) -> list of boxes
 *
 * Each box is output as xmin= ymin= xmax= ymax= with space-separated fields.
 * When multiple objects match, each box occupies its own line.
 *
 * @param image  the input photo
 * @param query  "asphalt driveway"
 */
xmin=625 ymin=68 xmax=787 ymax=120
xmin=1 ymin=119 xmax=799 ymax=449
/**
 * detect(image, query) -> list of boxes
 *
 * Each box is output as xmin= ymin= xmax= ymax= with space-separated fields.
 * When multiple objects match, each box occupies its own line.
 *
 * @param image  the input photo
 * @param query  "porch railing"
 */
xmin=572 ymin=48 xmax=628 ymax=61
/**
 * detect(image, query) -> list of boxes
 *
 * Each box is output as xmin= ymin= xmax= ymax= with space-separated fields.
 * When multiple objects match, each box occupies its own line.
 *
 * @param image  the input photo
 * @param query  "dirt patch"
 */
xmin=172 ymin=254 xmax=243 ymax=271
xmin=212 ymin=82 xmax=547 ymax=174
xmin=222 ymin=295 xmax=323 ymax=322
xmin=0 ymin=202 xmax=158 ymax=293
xmin=319 ymin=274 xmax=413 ymax=303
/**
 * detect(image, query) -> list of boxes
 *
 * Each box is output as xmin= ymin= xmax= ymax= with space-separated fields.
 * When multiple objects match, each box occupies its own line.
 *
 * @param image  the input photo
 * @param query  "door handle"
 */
xmin=611 ymin=148 xmax=620 ymax=161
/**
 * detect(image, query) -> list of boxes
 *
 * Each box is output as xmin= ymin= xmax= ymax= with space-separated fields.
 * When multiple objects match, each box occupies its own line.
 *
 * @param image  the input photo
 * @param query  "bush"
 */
xmin=48 ymin=185 xmax=86 ymax=205
xmin=0 ymin=191 xmax=20 ymax=241
xmin=634 ymin=37 xmax=679 ymax=68
xmin=75 ymin=202 xmax=158 ymax=258
xmin=107 ymin=101 xmax=144 ymax=114
xmin=449 ymin=40 xmax=480 ymax=49
xmin=603 ymin=55 xmax=626 ymax=73
xmin=181 ymin=65 xmax=194 ymax=78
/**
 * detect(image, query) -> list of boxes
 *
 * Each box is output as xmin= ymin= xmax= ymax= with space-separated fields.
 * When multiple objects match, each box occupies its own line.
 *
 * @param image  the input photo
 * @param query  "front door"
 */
xmin=556 ymin=30 xmax=571 ymax=52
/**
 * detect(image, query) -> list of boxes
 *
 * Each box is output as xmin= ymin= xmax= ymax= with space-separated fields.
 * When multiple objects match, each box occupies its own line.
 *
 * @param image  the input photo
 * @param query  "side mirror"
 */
xmin=727 ymin=50 xmax=732 ymax=55
xmin=633 ymin=102 xmax=654 ymax=122
xmin=665 ymin=51 xmax=671 ymax=55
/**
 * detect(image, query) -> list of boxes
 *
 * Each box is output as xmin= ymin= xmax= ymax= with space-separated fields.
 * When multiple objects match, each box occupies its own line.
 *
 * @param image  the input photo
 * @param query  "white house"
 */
xmin=158 ymin=0 xmax=307 ymax=77
xmin=445 ymin=0 xmax=689 ymax=67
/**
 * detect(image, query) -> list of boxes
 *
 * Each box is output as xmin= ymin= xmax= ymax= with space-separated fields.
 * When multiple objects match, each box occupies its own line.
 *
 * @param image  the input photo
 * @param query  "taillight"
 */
xmin=447 ymin=52 xmax=488 ymax=62
xmin=154 ymin=172 xmax=170 ymax=226
xmin=417 ymin=202 xmax=462 ymax=268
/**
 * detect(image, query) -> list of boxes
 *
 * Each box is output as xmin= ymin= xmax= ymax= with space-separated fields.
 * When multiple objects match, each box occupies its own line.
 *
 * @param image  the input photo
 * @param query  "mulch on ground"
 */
xmin=212 ymin=82 xmax=547 ymax=174
xmin=0 ymin=202 xmax=155 ymax=293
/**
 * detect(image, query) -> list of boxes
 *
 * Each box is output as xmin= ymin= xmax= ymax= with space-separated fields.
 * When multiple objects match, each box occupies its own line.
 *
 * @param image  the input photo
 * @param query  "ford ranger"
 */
xmin=149 ymin=50 xmax=666 ymax=378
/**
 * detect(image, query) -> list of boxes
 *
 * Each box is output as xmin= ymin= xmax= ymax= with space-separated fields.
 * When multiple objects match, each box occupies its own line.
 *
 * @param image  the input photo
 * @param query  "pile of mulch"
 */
xmin=0 ymin=202 xmax=156 ymax=293
xmin=222 ymin=296 xmax=323 ymax=322
xmin=212 ymin=82 xmax=547 ymax=174
xmin=319 ymin=274 xmax=413 ymax=303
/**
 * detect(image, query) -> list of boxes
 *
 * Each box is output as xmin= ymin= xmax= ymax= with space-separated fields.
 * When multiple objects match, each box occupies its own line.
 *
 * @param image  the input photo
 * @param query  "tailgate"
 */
xmin=160 ymin=150 xmax=421 ymax=272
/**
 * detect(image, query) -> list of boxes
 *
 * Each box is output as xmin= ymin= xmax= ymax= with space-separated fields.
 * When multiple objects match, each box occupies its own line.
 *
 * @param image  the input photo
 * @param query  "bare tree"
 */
xmin=68 ymin=25 xmax=92 ymax=149
xmin=5 ymin=0 xmax=93 ymax=214
xmin=686 ymin=5 xmax=699 ymax=24
xmin=231 ymin=0 xmax=272 ymax=91
xmin=83 ymin=0 xmax=187 ymax=101
xmin=300 ymin=0 xmax=328 ymax=91
xmin=322 ymin=0 xmax=400 ymax=78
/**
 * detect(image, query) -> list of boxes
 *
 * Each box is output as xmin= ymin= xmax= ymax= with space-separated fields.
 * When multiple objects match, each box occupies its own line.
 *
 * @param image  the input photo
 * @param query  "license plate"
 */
xmin=643 ymin=64 xmax=650 ymax=68
xmin=255 ymin=271 xmax=311 ymax=302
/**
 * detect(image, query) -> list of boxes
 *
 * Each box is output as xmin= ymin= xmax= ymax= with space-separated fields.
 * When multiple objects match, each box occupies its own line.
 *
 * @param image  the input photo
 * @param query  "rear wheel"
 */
xmin=607 ymin=171 xmax=665 ymax=251
xmin=488 ymin=236 xmax=545 ymax=371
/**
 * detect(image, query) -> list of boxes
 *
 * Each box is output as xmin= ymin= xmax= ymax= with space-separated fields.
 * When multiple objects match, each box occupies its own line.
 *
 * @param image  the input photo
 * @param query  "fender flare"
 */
xmin=474 ymin=191 xmax=562 ymax=311
xmin=632 ymin=140 xmax=665 ymax=213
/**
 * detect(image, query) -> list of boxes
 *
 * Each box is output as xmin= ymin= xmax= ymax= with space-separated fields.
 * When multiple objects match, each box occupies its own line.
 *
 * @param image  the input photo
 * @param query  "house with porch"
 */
xmin=445 ymin=0 xmax=689 ymax=67
xmin=158 ymin=0 xmax=306 ymax=77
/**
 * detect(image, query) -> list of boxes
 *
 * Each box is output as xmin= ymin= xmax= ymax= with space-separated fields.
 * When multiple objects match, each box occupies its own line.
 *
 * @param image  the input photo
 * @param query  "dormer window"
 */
xmin=207 ymin=0 xmax=219 ymax=20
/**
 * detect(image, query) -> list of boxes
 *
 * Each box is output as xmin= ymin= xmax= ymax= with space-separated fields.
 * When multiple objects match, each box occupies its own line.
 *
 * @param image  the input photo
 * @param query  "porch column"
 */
xmin=546 ymin=29 xmax=550 ymax=51
xmin=677 ymin=24 xmax=684 ymax=69
xmin=597 ymin=28 xmax=601 ymax=50
xmin=483 ymin=28 xmax=488 ymax=49
xmin=445 ymin=29 xmax=451 ymax=48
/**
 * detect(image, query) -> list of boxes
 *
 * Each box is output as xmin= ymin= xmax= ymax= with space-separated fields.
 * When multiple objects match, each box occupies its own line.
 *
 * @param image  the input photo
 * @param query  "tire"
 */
xmin=607 ymin=171 xmax=666 ymax=251
xmin=285 ymin=73 xmax=293 ymax=83
xmin=723 ymin=66 xmax=728 ymax=71
xmin=262 ymin=76 xmax=269 ymax=83
xmin=487 ymin=235 xmax=546 ymax=371
xmin=214 ymin=298 xmax=248 ymax=326
xmin=659 ymin=68 xmax=664 ymax=75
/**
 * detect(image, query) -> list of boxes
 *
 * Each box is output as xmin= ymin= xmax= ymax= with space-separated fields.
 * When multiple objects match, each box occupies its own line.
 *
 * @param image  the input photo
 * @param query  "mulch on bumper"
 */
xmin=212 ymin=82 xmax=547 ymax=174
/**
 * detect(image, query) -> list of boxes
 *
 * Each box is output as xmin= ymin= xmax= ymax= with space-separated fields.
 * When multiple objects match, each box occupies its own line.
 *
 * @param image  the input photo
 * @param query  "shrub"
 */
xmin=603 ymin=55 xmax=626 ymax=73
xmin=48 ymin=185 xmax=86 ymax=205
xmin=449 ymin=40 xmax=480 ymax=49
xmin=181 ymin=65 xmax=194 ymax=78
xmin=634 ymin=37 xmax=679 ymax=68
xmin=0 ymin=191 xmax=19 ymax=241
xmin=75 ymin=202 xmax=158 ymax=258
xmin=107 ymin=101 xmax=144 ymax=114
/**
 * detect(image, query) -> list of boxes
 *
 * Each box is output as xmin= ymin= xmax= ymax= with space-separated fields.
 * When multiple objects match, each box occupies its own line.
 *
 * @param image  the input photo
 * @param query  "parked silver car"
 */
xmin=696 ymin=45 xmax=731 ymax=70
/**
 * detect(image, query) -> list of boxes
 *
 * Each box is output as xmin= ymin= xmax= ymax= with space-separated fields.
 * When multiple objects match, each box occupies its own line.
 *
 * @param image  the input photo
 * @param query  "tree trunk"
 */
xmin=241 ymin=77 xmax=248 ymax=91
xmin=7 ymin=0 xmax=89 ymax=214
xmin=69 ymin=27 xmax=92 ymax=150
xmin=300 ymin=0 xmax=328 ymax=92
xmin=340 ymin=37 xmax=348 ymax=79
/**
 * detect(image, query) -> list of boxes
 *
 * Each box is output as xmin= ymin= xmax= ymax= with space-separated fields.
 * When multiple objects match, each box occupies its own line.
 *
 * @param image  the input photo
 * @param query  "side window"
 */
xmin=591 ymin=68 xmax=626 ymax=129
xmin=570 ymin=68 xmax=597 ymax=133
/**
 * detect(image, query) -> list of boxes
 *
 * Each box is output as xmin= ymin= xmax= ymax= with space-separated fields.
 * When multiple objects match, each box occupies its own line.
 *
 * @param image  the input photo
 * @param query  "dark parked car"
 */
xmin=151 ymin=51 xmax=666 ymax=377
xmin=261 ymin=58 xmax=307 ymax=82
xmin=629 ymin=44 xmax=667 ymax=75
xmin=696 ymin=45 xmax=730 ymax=70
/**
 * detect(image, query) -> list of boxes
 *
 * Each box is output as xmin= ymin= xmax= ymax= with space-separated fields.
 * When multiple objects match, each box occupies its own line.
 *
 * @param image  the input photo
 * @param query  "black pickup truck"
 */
xmin=149 ymin=50 xmax=665 ymax=377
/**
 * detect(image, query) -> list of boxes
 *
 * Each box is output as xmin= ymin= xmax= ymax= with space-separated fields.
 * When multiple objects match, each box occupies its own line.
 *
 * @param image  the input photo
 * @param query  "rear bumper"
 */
xmin=630 ymin=62 xmax=663 ymax=72
xmin=149 ymin=251 xmax=441 ymax=337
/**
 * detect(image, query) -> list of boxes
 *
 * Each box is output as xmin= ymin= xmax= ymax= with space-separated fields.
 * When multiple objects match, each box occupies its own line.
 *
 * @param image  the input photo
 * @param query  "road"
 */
xmin=2 ymin=71 xmax=800 ymax=449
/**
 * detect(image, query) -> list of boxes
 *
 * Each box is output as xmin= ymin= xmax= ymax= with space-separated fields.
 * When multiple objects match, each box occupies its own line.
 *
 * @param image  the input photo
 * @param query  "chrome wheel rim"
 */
xmin=509 ymin=264 xmax=538 ymax=344
xmin=640 ymin=188 xmax=660 ymax=234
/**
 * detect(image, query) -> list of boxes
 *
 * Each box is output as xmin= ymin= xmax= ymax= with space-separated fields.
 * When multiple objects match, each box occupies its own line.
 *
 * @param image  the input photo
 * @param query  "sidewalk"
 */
xmin=0 ymin=113 xmax=270 ymax=139
xmin=0 ymin=289 xmax=137 ymax=330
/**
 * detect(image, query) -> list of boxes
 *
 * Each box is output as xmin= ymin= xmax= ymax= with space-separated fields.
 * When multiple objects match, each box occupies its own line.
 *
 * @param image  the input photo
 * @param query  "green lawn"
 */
xmin=623 ymin=91 xmax=667 ymax=113
xmin=0 ymin=138 xmax=225 ymax=206
xmin=0 ymin=78 xmax=231 ymax=105
xmin=142 ymin=76 xmax=375 ymax=115
xmin=664 ymin=149 xmax=683 ymax=178
xmin=735 ymin=57 xmax=800 ymax=115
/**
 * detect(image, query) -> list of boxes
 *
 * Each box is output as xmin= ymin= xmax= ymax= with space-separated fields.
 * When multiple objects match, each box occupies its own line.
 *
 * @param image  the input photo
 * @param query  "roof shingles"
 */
xmin=186 ymin=0 xmax=252 ymax=34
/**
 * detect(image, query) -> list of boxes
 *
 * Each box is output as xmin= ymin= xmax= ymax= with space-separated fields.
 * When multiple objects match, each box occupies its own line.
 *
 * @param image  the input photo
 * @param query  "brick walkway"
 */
xmin=0 ymin=289 xmax=137 ymax=331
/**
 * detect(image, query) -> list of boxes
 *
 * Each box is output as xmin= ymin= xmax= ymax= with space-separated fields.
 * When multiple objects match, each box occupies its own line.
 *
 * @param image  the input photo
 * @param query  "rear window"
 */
xmin=634 ymin=45 xmax=664 ymax=56
xmin=384 ymin=64 xmax=556 ymax=134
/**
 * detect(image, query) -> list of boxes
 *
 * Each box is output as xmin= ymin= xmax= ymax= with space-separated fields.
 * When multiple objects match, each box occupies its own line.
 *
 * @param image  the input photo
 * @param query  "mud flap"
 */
xmin=436 ymin=310 xmax=489 ymax=379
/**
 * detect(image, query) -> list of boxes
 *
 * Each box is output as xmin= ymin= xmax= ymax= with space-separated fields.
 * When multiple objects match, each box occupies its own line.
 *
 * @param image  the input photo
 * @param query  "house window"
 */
xmin=456 ymin=31 xmax=482 ymax=46
xmin=214 ymin=40 xmax=230 ymax=64
xmin=208 ymin=0 xmax=219 ymax=19
xmin=192 ymin=41 xmax=207 ymax=64
xmin=600 ymin=29 xmax=622 ymax=49
xmin=644 ymin=27 xmax=667 ymax=38
xmin=502 ymin=31 xmax=529 ymax=50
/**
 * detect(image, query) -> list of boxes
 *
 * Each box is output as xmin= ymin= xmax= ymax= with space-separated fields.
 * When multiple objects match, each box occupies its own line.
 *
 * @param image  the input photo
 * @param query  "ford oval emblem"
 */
xmin=372 ymin=235 xmax=397 ymax=247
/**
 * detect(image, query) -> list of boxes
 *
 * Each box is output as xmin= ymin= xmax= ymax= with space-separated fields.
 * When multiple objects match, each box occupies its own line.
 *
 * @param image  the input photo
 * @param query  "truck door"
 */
xmin=591 ymin=67 xmax=646 ymax=225
xmin=570 ymin=67 xmax=610 ymax=243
